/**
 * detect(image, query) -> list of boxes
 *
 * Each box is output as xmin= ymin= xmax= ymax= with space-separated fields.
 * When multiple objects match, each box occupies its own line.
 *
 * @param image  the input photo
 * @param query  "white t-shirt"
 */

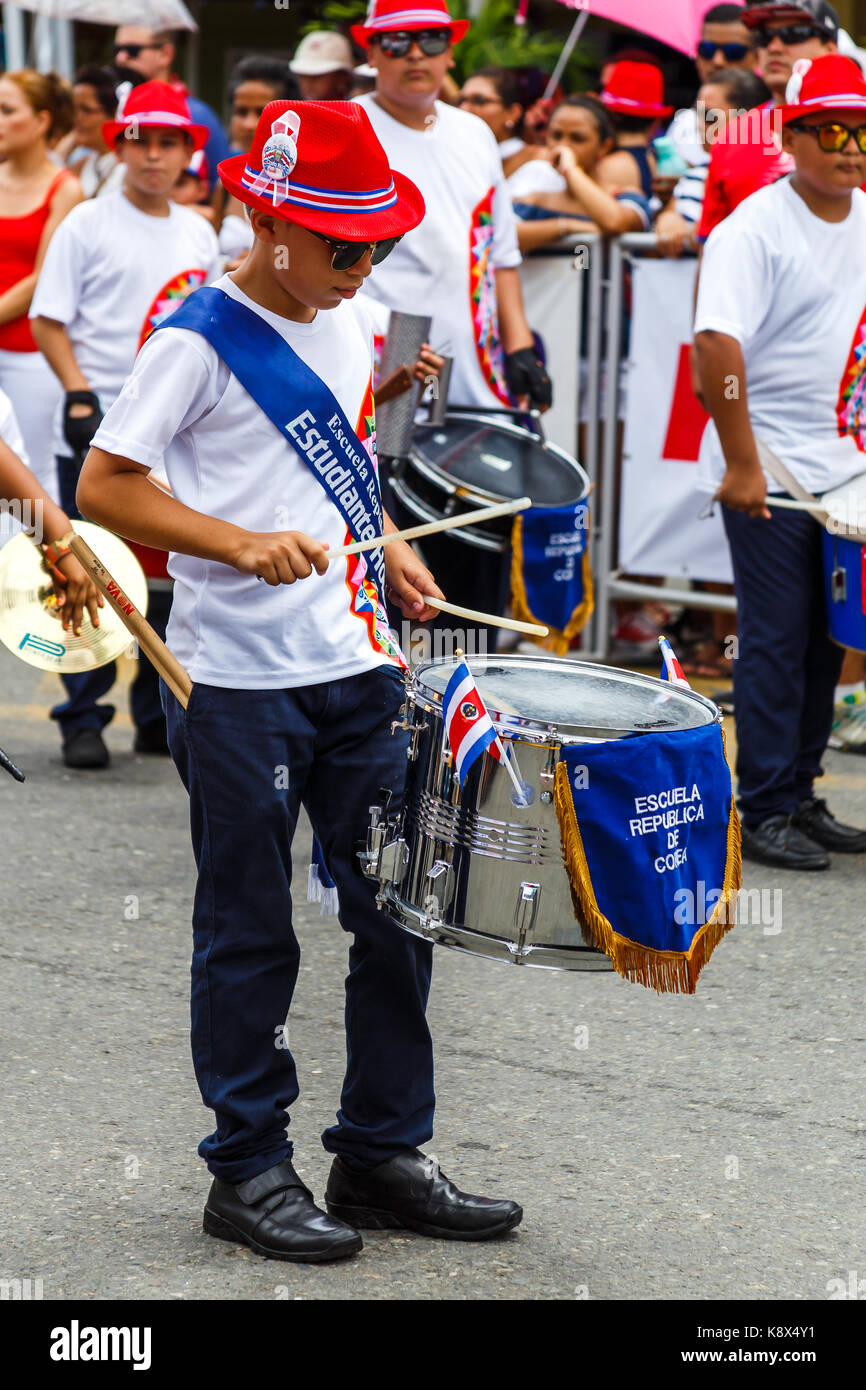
xmin=91 ymin=275 xmax=404 ymax=690
xmin=0 ymin=386 xmax=28 ymax=464
xmin=507 ymin=159 xmax=566 ymax=199
xmin=30 ymin=191 xmax=220 ymax=458
xmin=354 ymin=94 xmax=521 ymax=409
xmin=695 ymin=177 xmax=866 ymax=496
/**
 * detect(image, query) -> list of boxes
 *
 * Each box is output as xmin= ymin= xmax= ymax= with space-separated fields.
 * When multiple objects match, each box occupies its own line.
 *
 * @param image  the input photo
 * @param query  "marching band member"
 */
xmin=77 ymin=101 xmax=522 ymax=1263
xmin=30 ymin=81 xmax=220 ymax=769
xmin=0 ymin=386 xmax=103 ymax=634
xmin=695 ymin=54 xmax=866 ymax=869
xmin=352 ymin=0 xmax=551 ymax=648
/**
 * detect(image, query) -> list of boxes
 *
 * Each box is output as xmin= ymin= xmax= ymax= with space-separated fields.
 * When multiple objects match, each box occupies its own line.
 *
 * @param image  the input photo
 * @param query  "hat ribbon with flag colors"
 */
xmin=351 ymin=0 xmax=470 ymax=48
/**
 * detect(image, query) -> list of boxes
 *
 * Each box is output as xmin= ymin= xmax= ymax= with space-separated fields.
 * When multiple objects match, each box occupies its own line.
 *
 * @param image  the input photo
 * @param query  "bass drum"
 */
xmin=390 ymin=413 xmax=589 ymax=553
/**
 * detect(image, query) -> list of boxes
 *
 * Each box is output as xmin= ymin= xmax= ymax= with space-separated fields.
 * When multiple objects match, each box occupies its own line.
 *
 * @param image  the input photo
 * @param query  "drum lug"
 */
xmin=510 ymin=881 xmax=541 ymax=962
xmin=360 ymin=794 xmax=407 ymax=892
xmin=390 ymin=708 xmax=429 ymax=761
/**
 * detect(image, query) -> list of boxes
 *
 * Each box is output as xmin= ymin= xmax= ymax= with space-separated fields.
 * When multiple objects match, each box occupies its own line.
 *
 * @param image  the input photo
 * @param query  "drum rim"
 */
xmin=408 ymin=412 xmax=591 ymax=510
xmin=408 ymin=653 xmax=722 ymax=741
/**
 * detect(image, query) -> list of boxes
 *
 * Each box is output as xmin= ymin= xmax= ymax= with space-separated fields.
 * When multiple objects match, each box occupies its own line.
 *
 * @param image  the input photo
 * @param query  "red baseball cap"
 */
xmin=600 ymin=61 xmax=673 ymax=120
xmin=103 ymin=79 xmax=209 ymax=151
xmin=780 ymin=53 xmax=866 ymax=124
xmin=351 ymin=0 xmax=469 ymax=49
xmin=218 ymin=100 xmax=425 ymax=240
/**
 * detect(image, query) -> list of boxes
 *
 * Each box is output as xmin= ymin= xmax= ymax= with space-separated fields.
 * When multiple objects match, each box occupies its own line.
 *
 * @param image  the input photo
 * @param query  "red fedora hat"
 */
xmin=218 ymin=100 xmax=425 ymax=239
xmin=351 ymin=0 xmax=469 ymax=49
xmin=780 ymin=53 xmax=866 ymax=124
xmin=102 ymin=79 xmax=209 ymax=151
xmin=600 ymin=61 xmax=674 ymax=120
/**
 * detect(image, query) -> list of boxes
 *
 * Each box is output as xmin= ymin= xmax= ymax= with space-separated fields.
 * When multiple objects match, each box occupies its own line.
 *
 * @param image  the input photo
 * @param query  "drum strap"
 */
xmin=152 ymin=286 xmax=387 ymax=608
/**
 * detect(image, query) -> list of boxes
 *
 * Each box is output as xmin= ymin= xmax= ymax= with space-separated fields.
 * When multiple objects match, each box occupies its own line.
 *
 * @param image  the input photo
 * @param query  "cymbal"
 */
xmin=0 ymin=521 xmax=148 ymax=674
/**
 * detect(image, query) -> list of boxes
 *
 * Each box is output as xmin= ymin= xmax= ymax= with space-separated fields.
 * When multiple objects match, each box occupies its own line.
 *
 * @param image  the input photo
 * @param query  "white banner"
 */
xmin=620 ymin=258 xmax=732 ymax=584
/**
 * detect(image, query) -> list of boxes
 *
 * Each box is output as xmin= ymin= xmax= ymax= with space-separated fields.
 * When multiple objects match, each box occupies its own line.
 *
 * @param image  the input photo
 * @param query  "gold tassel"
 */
xmin=553 ymin=728 xmax=742 ymax=994
xmin=510 ymin=514 xmax=595 ymax=657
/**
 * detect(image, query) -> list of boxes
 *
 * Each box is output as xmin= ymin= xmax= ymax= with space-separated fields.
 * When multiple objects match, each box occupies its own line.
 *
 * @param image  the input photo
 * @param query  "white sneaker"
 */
xmin=829 ymin=691 xmax=866 ymax=753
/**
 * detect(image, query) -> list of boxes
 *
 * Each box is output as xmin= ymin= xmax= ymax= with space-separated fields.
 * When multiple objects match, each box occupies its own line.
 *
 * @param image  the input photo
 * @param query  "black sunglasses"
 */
xmin=309 ymin=228 xmax=403 ymax=272
xmin=787 ymin=120 xmax=866 ymax=153
xmin=752 ymin=23 xmax=826 ymax=47
xmin=697 ymin=40 xmax=751 ymax=62
xmin=374 ymin=28 xmax=451 ymax=58
xmin=113 ymin=41 xmax=164 ymax=58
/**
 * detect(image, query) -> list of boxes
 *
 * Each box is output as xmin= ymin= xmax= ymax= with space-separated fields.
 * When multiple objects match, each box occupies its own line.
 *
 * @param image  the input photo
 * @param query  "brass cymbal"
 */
xmin=0 ymin=521 xmax=148 ymax=674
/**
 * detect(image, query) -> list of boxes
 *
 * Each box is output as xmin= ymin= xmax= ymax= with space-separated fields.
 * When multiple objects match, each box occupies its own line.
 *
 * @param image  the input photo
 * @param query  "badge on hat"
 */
xmin=255 ymin=111 xmax=301 ymax=206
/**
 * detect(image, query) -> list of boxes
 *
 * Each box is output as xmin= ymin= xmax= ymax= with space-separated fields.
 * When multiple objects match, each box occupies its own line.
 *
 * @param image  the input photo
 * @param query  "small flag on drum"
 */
xmin=659 ymin=635 xmax=690 ymax=688
xmin=443 ymin=657 xmax=504 ymax=785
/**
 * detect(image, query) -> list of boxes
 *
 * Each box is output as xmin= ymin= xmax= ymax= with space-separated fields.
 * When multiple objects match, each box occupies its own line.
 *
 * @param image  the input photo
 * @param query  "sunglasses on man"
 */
xmin=309 ymin=228 xmax=404 ymax=272
xmin=751 ymin=23 xmax=825 ymax=47
xmin=696 ymin=40 xmax=751 ymax=62
xmin=787 ymin=120 xmax=866 ymax=153
xmin=113 ymin=41 xmax=164 ymax=58
xmin=373 ymin=28 xmax=451 ymax=58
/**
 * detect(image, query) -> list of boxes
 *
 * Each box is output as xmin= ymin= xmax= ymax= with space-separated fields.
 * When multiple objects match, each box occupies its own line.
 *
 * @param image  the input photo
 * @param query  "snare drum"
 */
xmin=391 ymin=413 xmax=589 ymax=553
xmin=821 ymin=472 xmax=866 ymax=653
xmin=362 ymin=654 xmax=721 ymax=971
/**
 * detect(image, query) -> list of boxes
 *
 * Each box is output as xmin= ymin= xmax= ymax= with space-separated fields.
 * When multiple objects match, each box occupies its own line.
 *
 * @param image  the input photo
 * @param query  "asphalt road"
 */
xmin=1 ymin=645 xmax=865 ymax=1302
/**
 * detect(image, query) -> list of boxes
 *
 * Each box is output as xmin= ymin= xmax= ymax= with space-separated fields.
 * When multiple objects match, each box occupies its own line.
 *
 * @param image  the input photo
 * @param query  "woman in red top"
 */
xmin=0 ymin=70 xmax=82 ymax=496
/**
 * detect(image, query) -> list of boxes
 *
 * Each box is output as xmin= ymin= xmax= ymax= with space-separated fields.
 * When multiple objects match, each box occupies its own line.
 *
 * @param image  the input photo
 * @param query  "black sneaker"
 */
xmin=133 ymin=719 xmax=170 ymax=755
xmin=792 ymin=797 xmax=866 ymax=853
xmin=62 ymin=727 xmax=109 ymax=769
xmin=740 ymin=813 xmax=829 ymax=871
xmin=203 ymin=1159 xmax=362 ymax=1264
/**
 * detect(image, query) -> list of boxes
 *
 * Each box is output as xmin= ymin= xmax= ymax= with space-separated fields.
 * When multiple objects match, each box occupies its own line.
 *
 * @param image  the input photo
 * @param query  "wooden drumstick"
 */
xmin=423 ymin=595 xmax=548 ymax=637
xmin=326 ymin=496 xmax=532 ymax=560
xmin=69 ymin=533 xmax=192 ymax=710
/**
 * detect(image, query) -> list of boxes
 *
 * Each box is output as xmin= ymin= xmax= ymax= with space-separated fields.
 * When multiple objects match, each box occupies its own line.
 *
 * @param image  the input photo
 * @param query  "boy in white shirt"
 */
xmin=77 ymin=100 xmax=522 ymax=1263
xmin=31 ymin=80 xmax=220 ymax=769
xmin=695 ymin=54 xmax=866 ymax=869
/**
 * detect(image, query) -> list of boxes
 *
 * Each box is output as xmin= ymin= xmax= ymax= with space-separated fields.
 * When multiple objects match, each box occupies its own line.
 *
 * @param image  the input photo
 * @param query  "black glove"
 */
xmin=505 ymin=347 xmax=552 ymax=409
xmin=63 ymin=390 xmax=103 ymax=454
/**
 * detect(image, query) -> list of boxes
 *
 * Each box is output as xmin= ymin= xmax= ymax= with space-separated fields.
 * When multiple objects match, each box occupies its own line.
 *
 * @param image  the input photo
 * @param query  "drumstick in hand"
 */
xmin=326 ymin=496 xmax=532 ymax=560
xmin=69 ymin=533 xmax=192 ymax=710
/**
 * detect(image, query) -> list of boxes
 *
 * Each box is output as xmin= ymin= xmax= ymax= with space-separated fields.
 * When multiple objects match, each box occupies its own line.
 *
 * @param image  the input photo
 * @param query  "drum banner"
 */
xmin=510 ymin=503 xmax=594 ymax=656
xmin=554 ymin=723 xmax=741 ymax=993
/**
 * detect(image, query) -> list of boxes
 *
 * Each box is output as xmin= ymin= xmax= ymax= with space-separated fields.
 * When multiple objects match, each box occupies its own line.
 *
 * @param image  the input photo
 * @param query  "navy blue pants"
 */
xmin=162 ymin=666 xmax=435 ymax=1184
xmin=53 ymin=452 xmax=169 ymax=736
xmin=722 ymin=504 xmax=844 ymax=828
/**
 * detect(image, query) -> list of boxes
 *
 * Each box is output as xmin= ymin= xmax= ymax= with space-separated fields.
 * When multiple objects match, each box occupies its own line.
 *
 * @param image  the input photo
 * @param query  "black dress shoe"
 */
xmin=740 ymin=813 xmax=829 ymax=871
xmin=325 ymin=1150 xmax=522 ymax=1241
xmin=792 ymin=797 xmax=866 ymax=853
xmin=62 ymin=727 xmax=109 ymax=769
xmin=203 ymin=1159 xmax=362 ymax=1263
xmin=133 ymin=719 xmax=170 ymax=755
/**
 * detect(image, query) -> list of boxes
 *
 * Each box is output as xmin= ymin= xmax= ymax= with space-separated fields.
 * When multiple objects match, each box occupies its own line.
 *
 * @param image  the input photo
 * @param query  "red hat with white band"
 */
xmin=599 ymin=61 xmax=674 ymax=119
xmin=350 ymin=0 xmax=470 ymax=48
xmin=780 ymin=53 xmax=866 ymax=124
xmin=102 ymin=79 xmax=209 ymax=151
xmin=217 ymin=99 xmax=425 ymax=239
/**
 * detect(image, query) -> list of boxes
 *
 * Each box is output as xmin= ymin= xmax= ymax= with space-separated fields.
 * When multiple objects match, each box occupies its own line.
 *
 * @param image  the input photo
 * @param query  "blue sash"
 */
xmin=153 ymin=285 xmax=387 ymax=606
xmin=511 ymin=503 xmax=594 ymax=655
xmin=554 ymin=723 xmax=741 ymax=993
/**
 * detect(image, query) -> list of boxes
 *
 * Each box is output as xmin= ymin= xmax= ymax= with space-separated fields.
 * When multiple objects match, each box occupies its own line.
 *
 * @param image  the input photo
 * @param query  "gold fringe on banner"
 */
xmin=510 ymin=513 xmax=595 ymax=657
xmin=553 ymin=731 xmax=742 ymax=994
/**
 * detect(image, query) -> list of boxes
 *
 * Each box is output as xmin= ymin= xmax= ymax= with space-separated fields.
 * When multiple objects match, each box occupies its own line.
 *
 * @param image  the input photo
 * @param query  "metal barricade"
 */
xmin=521 ymin=232 xmax=604 ymax=656
xmin=597 ymin=233 xmax=736 ymax=661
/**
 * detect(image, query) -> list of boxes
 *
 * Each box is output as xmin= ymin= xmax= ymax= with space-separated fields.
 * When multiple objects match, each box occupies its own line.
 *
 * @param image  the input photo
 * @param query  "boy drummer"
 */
xmin=78 ymin=101 xmax=522 ymax=1262
xmin=695 ymin=55 xmax=866 ymax=869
